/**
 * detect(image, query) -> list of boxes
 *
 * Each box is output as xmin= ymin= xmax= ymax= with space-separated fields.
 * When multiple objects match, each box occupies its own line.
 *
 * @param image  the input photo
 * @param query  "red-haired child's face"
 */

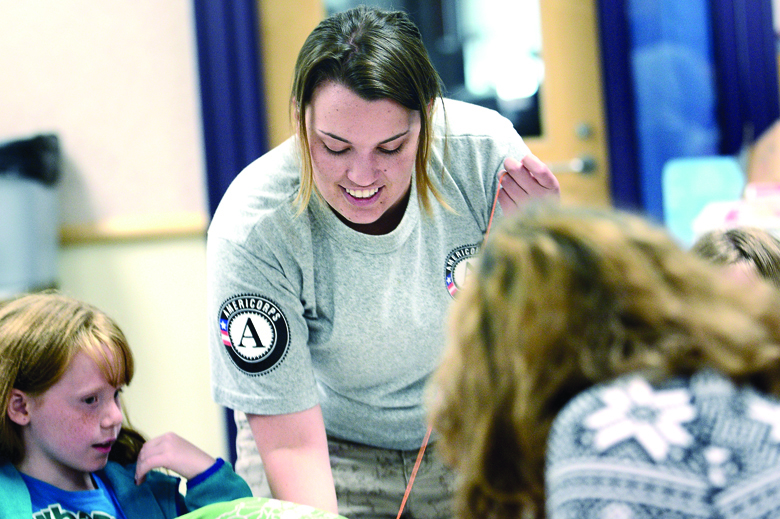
xmin=14 ymin=349 xmax=124 ymax=491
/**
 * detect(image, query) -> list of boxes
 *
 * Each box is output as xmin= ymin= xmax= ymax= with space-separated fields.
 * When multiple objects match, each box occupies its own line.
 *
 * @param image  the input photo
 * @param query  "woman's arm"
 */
xmin=247 ymin=405 xmax=338 ymax=514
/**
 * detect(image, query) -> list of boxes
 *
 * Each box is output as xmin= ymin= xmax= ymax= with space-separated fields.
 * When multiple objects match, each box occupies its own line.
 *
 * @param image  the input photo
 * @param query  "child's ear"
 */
xmin=7 ymin=389 xmax=31 ymax=426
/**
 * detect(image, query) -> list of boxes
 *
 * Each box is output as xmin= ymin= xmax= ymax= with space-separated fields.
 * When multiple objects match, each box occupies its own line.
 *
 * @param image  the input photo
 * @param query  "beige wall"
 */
xmin=1 ymin=2 xmax=227 ymax=461
xmin=1 ymin=0 xmax=333 ymax=465
xmin=58 ymin=236 xmax=227 ymax=460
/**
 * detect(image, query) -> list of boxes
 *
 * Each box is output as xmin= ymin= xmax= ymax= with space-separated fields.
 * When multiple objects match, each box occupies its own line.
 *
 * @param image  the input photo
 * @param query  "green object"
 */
xmin=177 ymin=497 xmax=350 ymax=519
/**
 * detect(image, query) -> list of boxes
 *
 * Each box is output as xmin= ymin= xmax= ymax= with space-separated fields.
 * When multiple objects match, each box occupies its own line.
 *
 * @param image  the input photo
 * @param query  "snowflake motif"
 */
xmin=748 ymin=396 xmax=780 ymax=442
xmin=584 ymin=377 xmax=697 ymax=461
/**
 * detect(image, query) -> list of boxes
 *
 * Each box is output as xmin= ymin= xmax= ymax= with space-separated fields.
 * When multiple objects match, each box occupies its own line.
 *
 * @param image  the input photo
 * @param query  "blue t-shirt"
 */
xmin=21 ymin=472 xmax=125 ymax=519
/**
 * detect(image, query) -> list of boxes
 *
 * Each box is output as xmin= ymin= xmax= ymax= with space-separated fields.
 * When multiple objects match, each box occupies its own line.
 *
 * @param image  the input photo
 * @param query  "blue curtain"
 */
xmin=597 ymin=0 xmax=780 ymax=216
xmin=630 ymin=0 xmax=721 ymax=222
xmin=193 ymin=0 xmax=269 ymax=218
xmin=711 ymin=0 xmax=779 ymax=154
xmin=598 ymin=0 xmax=642 ymax=210
xmin=193 ymin=0 xmax=270 ymax=464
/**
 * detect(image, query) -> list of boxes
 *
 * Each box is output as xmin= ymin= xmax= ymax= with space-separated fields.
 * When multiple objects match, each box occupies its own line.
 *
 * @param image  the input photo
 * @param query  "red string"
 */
xmin=396 ymin=425 xmax=433 ymax=519
xmin=485 ymin=171 xmax=508 ymax=240
xmin=395 ymin=171 xmax=506 ymax=519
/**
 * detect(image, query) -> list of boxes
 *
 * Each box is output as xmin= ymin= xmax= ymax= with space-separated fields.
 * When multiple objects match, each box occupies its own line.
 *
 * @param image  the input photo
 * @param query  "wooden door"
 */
xmin=529 ymin=0 xmax=611 ymax=207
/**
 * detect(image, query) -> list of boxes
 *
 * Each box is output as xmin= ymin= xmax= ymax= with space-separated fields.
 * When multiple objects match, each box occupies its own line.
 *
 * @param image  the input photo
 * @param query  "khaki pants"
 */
xmin=328 ymin=436 xmax=455 ymax=519
xmin=233 ymin=412 xmax=454 ymax=519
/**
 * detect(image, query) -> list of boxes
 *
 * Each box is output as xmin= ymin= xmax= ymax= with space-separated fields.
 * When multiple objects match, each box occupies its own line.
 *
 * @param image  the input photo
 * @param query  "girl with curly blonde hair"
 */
xmin=429 ymin=204 xmax=780 ymax=519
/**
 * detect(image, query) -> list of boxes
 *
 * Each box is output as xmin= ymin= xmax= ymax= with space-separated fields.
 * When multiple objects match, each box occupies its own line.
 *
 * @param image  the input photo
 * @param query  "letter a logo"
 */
xmin=444 ymin=243 xmax=480 ymax=297
xmin=240 ymin=318 xmax=264 ymax=349
xmin=219 ymin=295 xmax=290 ymax=375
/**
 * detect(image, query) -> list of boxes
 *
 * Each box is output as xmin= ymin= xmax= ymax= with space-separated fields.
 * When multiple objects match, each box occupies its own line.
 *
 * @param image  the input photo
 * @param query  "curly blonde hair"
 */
xmin=428 ymin=204 xmax=780 ymax=519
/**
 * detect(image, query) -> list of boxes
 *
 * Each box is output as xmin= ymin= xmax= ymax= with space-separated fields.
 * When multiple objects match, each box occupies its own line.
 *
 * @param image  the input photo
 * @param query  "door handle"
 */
xmin=547 ymin=155 xmax=597 ymax=174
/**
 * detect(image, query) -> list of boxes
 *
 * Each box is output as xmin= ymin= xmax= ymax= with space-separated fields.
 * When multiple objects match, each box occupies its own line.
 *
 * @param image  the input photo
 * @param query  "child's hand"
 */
xmin=134 ymin=432 xmax=216 ymax=485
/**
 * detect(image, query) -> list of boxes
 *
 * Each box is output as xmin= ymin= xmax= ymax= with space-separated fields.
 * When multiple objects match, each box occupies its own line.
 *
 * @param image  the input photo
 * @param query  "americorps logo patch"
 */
xmin=444 ymin=243 xmax=479 ymax=297
xmin=219 ymin=295 xmax=290 ymax=375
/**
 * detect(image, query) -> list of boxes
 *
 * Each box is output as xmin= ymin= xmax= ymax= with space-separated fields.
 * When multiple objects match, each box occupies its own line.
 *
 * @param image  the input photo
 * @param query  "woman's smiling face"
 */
xmin=305 ymin=81 xmax=421 ymax=235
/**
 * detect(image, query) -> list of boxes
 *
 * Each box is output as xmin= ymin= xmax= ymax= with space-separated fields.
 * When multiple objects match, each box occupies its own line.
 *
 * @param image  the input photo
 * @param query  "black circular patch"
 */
xmin=444 ymin=243 xmax=480 ymax=297
xmin=218 ymin=295 xmax=290 ymax=375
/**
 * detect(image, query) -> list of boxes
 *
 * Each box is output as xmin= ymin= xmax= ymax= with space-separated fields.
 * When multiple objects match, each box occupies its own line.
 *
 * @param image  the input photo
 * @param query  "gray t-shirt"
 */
xmin=207 ymin=98 xmax=530 ymax=450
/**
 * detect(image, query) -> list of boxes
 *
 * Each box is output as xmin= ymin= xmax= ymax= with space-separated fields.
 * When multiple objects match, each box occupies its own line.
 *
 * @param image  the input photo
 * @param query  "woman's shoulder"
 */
xmin=436 ymin=98 xmax=516 ymax=138
xmin=208 ymin=137 xmax=305 ymax=244
xmin=217 ymin=137 xmax=300 ymax=209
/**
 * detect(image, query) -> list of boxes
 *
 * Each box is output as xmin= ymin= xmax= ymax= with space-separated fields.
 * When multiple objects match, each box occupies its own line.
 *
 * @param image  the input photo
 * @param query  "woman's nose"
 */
xmin=347 ymin=156 xmax=378 ymax=186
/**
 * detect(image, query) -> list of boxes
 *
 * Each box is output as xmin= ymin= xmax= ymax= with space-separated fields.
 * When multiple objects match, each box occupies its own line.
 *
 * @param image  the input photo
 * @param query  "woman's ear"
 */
xmin=7 ymin=389 xmax=31 ymax=426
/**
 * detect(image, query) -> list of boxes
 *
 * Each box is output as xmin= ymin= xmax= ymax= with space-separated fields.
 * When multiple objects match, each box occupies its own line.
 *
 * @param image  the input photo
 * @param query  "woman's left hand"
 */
xmin=497 ymin=154 xmax=560 ymax=215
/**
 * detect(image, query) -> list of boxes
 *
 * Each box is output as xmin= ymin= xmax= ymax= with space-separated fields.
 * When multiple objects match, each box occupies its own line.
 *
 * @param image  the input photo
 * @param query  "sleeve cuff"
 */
xmin=187 ymin=458 xmax=225 ymax=489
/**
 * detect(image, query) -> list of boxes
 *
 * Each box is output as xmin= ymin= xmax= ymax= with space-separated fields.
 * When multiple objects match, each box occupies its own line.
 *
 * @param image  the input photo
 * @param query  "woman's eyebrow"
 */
xmin=317 ymin=129 xmax=410 ymax=145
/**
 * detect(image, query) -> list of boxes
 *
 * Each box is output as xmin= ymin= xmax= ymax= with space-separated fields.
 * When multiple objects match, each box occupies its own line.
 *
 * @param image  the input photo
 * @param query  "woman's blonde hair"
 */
xmin=0 ymin=292 xmax=144 ymax=465
xmin=291 ymin=5 xmax=445 ymax=215
xmin=429 ymin=204 xmax=780 ymax=519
